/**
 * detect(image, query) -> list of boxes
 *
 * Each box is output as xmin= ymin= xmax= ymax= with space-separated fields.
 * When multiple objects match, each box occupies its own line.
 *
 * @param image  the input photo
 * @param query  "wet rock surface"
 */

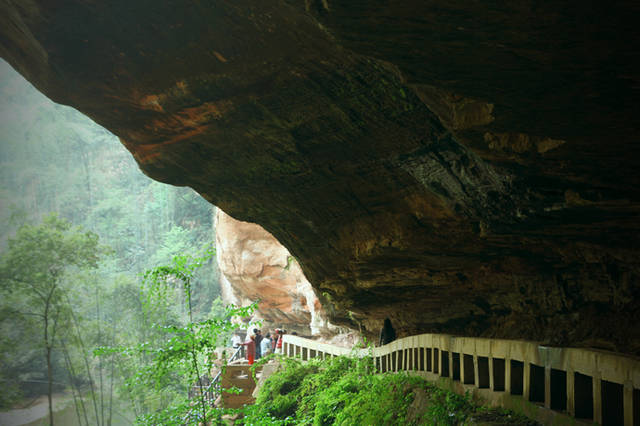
xmin=1 ymin=1 xmax=639 ymax=353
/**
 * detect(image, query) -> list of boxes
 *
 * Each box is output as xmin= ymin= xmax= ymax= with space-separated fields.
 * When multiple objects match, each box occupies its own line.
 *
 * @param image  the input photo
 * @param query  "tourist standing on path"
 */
xmin=261 ymin=332 xmax=272 ymax=357
xmin=254 ymin=328 xmax=263 ymax=359
xmin=241 ymin=333 xmax=256 ymax=365
xmin=379 ymin=318 xmax=396 ymax=346
xmin=272 ymin=329 xmax=280 ymax=352
xmin=276 ymin=330 xmax=286 ymax=354
xmin=231 ymin=330 xmax=243 ymax=358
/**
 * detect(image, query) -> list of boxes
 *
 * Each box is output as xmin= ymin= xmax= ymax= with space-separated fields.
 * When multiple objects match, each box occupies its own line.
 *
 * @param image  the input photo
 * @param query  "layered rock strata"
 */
xmin=216 ymin=209 xmax=335 ymax=336
xmin=1 ymin=0 xmax=639 ymax=353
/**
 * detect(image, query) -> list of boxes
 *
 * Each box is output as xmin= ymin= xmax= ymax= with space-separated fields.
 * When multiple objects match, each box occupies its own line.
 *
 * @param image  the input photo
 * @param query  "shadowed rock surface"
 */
xmin=1 ymin=1 xmax=639 ymax=353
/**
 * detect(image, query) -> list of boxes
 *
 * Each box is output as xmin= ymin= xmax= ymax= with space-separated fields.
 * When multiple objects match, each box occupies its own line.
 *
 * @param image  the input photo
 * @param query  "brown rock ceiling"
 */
xmin=1 ymin=1 xmax=639 ymax=354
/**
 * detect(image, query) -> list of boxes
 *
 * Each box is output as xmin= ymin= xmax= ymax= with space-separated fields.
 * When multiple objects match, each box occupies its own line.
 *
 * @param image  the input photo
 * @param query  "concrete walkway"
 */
xmin=0 ymin=394 xmax=71 ymax=426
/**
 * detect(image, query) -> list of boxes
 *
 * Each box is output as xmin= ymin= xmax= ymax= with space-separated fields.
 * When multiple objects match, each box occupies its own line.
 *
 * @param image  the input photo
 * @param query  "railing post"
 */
xmin=424 ymin=344 xmax=428 ymax=372
xmin=473 ymin=354 xmax=480 ymax=388
xmin=623 ymin=379 xmax=633 ymax=426
xmin=412 ymin=342 xmax=416 ymax=371
xmin=432 ymin=346 xmax=437 ymax=374
xmin=403 ymin=345 xmax=407 ymax=371
xmin=567 ymin=368 xmax=575 ymax=416
xmin=544 ymin=366 xmax=551 ymax=409
xmin=592 ymin=372 xmax=602 ymax=424
xmin=488 ymin=347 xmax=495 ymax=391
xmin=403 ymin=348 xmax=407 ymax=371
xmin=411 ymin=345 xmax=415 ymax=371
xmin=487 ymin=351 xmax=496 ymax=392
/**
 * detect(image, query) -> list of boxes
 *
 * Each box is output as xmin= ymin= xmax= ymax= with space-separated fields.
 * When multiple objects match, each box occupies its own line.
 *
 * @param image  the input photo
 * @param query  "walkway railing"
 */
xmin=182 ymin=346 xmax=242 ymax=424
xmin=283 ymin=333 xmax=640 ymax=425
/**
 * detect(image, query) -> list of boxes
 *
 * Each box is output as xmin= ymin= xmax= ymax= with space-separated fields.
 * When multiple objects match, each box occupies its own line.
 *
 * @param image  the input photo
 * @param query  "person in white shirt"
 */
xmin=260 ymin=332 xmax=272 ymax=357
xmin=231 ymin=331 xmax=244 ymax=358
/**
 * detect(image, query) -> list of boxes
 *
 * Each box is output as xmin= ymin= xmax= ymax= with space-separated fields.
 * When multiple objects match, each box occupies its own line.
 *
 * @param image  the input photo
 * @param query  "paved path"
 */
xmin=0 ymin=394 xmax=70 ymax=426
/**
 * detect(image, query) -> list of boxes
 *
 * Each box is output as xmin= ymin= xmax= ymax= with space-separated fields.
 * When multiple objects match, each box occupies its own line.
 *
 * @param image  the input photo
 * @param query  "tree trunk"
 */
xmin=44 ymin=290 xmax=54 ymax=426
xmin=46 ymin=343 xmax=54 ymax=426
xmin=96 ymin=289 xmax=104 ymax=426
xmin=62 ymin=340 xmax=89 ymax=426
xmin=67 ymin=302 xmax=100 ymax=425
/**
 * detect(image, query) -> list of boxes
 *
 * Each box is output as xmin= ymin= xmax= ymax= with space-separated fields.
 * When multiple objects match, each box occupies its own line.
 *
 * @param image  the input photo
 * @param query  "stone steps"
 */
xmin=219 ymin=363 xmax=262 ymax=409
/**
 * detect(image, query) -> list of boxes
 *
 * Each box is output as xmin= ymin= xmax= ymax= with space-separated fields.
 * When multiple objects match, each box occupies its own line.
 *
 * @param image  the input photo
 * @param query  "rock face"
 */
xmin=215 ymin=209 xmax=333 ymax=335
xmin=1 ymin=1 xmax=639 ymax=353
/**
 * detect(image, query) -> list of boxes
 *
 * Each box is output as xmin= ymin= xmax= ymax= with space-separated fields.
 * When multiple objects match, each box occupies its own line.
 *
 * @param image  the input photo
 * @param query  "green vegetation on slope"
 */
xmin=241 ymin=355 xmax=539 ymax=425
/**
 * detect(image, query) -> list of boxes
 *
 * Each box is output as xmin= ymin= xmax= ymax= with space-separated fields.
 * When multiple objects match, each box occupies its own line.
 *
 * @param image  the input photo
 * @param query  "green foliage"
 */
xmin=95 ymin=252 xmax=256 ymax=425
xmin=0 ymin=58 xmax=222 ymax=421
xmin=0 ymin=213 xmax=105 ymax=420
xmin=1 ymin=213 xmax=102 ymax=287
xmin=1 ymin=59 xmax=220 ymax=313
xmin=424 ymin=387 xmax=473 ymax=425
xmin=241 ymin=355 xmax=538 ymax=426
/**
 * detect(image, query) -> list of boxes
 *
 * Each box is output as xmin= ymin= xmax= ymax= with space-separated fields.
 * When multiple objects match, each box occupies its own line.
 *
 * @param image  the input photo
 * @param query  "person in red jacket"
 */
xmin=276 ymin=330 xmax=286 ymax=354
xmin=241 ymin=333 xmax=256 ymax=365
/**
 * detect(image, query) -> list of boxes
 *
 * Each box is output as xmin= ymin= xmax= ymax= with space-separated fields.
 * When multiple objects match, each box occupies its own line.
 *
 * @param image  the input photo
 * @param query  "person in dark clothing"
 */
xmin=379 ymin=318 xmax=396 ymax=346
xmin=254 ymin=328 xmax=263 ymax=359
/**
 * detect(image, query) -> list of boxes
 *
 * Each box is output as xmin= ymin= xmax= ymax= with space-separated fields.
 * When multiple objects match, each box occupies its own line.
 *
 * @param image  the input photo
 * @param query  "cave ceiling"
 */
xmin=1 ymin=0 xmax=639 ymax=353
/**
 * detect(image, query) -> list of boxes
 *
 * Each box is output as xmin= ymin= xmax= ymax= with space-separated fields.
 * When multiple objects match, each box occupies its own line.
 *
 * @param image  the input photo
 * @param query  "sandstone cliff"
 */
xmin=216 ymin=209 xmax=334 ymax=336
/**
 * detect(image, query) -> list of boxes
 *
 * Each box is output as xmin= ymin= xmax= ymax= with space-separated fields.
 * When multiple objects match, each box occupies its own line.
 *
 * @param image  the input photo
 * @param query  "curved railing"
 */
xmin=283 ymin=333 xmax=640 ymax=425
xmin=182 ymin=346 xmax=242 ymax=424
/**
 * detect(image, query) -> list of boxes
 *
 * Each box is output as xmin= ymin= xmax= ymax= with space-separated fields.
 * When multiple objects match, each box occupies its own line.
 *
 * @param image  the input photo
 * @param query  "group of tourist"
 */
xmin=228 ymin=318 xmax=396 ymax=366
xmin=231 ymin=327 xmax=289 ymax=365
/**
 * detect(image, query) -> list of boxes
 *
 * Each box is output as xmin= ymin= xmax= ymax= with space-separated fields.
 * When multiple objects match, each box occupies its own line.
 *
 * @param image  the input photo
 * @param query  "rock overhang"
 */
xmin=1 ymin=0 xmax=639 ymax=354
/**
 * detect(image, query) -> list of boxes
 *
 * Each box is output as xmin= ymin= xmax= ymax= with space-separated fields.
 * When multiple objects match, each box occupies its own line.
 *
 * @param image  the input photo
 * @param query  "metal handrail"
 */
xmin=181 ymin=345 xmax=242 ymax=424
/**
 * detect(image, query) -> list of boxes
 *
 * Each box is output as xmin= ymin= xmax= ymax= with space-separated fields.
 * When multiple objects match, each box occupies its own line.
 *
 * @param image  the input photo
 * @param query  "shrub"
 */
xmin=240 ymin=355 xmax=539 ymax=425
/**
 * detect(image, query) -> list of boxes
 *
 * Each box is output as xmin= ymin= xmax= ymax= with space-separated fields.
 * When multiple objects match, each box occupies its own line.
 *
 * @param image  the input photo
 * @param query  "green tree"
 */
xmin=0 ymin=213 xmax=102 ymax=425
xmin=97 ymin=250 xmax=253 ymax=425
xmin=1 ymin=58 xmax=222 ymax=422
